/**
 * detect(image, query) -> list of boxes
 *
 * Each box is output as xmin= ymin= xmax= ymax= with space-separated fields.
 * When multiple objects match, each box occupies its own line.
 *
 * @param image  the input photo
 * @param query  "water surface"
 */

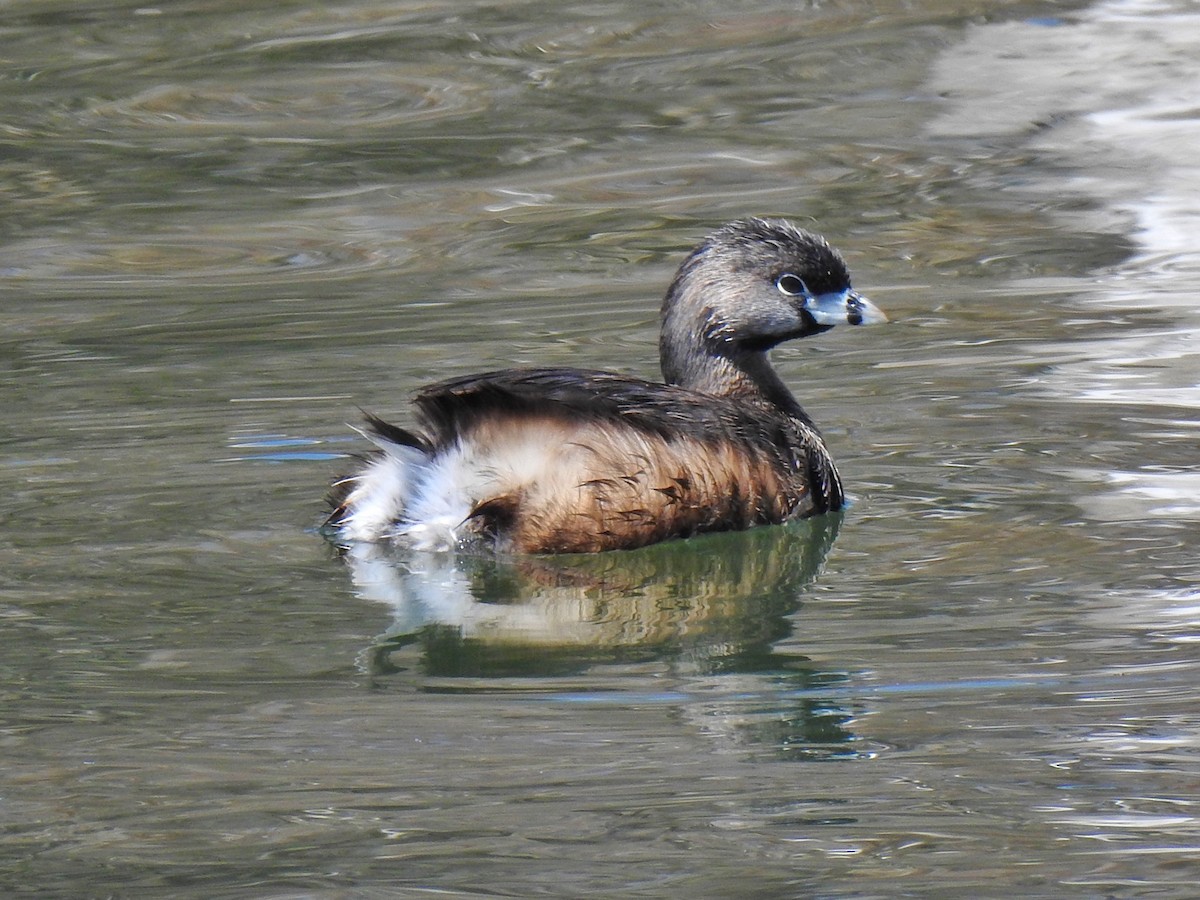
xmin=3 ymin=0 xmax=1200 ymax=896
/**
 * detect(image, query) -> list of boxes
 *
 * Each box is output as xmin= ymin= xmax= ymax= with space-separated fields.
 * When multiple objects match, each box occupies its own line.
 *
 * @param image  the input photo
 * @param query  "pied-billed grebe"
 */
xmin=327 ymin=218 xmax=885 ymax=553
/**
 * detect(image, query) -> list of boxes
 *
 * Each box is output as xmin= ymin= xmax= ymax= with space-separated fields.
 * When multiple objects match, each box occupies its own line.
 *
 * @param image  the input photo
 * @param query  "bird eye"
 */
xmin=776 ymin=273 xmax=807 ymax=296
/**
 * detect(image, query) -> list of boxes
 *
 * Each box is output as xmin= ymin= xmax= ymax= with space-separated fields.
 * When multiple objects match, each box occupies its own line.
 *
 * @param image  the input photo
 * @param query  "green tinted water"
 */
xmin=4 ymin=0 xmax=1200 ymax=895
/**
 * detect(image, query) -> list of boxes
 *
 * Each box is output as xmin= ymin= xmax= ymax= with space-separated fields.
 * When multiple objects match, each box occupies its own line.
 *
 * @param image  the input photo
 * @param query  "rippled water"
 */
xmin=4 ymin=0 xmax=1200 ymax=895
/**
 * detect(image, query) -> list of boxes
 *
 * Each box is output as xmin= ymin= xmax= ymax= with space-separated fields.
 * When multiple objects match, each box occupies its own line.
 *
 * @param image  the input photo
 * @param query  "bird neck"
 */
xmin=660 ymin=332 xmax=806 ymax=419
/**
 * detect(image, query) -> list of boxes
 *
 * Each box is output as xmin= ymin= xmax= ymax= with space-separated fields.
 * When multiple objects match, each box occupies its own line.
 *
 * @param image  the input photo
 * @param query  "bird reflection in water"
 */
xmin=337 ymin=514 xmax=864 ymax=760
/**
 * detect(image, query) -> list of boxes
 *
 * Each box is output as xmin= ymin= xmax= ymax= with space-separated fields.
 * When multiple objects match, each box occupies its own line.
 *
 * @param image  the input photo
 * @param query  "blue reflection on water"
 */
xmin=228 ymin=433 xmax=354 ymax=461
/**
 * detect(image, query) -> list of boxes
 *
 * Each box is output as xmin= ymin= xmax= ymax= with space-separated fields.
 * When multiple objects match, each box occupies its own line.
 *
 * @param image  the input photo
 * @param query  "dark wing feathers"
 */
xmin=361 ymin=411 xmax=429 ymax=452
xmin=418 ymin=367 xmax=775 ymax=447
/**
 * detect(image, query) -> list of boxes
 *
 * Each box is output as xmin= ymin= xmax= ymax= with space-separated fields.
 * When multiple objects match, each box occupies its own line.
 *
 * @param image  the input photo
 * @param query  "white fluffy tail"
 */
xmin=334 ymin=432 xmax=428 ymax=544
